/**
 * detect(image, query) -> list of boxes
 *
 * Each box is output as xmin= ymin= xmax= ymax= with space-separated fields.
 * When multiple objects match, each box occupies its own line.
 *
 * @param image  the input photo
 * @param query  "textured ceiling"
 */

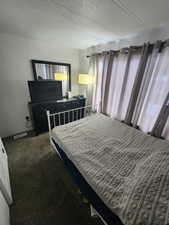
xmin=0 ymin=0 xmax=169 ymax=48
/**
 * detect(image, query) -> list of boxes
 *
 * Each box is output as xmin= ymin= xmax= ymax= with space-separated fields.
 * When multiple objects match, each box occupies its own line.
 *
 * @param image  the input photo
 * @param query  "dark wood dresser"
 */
xmin=29 ymin=98 xmax=86 ymax=135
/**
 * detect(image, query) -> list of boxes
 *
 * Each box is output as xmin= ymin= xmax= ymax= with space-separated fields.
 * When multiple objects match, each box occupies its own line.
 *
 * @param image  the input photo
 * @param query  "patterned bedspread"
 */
xmin=52 ymin=113 xmax=169 ymax=225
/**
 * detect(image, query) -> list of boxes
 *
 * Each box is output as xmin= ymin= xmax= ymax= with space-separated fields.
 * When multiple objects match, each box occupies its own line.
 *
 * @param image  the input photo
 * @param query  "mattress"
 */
xmin=52 ymin=113 xmax=169 ymax=225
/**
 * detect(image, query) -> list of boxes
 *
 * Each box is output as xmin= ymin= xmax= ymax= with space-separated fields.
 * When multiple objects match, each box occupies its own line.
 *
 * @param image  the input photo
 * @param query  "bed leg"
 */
xmin=90 ymin=205 xmax=98 ymax=218
xmin=90 ymin=205 xmax=108 ymax=225
xmin=47 ymin=110 xmax=51 ymax=139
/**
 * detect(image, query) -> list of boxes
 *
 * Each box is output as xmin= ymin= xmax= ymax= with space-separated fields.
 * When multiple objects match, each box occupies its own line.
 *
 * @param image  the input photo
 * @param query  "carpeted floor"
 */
xmin=4 ymin=133 xmax=103 ymax=225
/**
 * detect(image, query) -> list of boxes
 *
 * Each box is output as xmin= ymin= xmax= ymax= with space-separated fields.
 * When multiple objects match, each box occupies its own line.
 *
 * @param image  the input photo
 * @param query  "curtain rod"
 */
xmin=86 ymin=39 xmax=169 ymax=58
xmin=86 ymin=46 xmax=143 ymax=58
xmin=86 ymin=46 xmax=141 ymax=58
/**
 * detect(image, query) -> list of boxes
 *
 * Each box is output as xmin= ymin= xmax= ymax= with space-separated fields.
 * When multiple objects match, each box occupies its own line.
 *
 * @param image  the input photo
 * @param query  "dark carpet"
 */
xmin=4 ymin=133 xmax=103 ymax=225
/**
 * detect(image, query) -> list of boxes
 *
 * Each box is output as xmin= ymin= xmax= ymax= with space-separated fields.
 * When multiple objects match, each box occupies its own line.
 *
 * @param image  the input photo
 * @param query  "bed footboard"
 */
xmin=46 ymin=105 xmax=92 ymax=141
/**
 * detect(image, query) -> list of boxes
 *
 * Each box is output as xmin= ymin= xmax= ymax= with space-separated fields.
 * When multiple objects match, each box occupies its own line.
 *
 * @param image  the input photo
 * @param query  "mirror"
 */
xmin=31 ymin=60 xmax=71 ymax=97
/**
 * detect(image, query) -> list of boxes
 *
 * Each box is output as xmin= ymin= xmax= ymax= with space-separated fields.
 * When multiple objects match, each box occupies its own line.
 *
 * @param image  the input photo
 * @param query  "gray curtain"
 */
xmin=124 ymin=43 xmax=150 ymax=125
xmin=102 ymin=53 xmax=115 ymax=114
xmin=116 ymin=47 xmax=133 ymax=119
xmin=91 ymin=40 xmax=169 ymax=140
xmin=132 ymin=41 xmax=162 ymax=127
xmin=151 ymin=92 xmax=169 ymax=137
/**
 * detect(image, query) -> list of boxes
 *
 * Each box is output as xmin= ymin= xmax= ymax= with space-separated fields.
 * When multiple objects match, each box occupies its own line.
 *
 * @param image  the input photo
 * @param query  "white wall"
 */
xmin=0 ymin=33 xmax=80 ymax=137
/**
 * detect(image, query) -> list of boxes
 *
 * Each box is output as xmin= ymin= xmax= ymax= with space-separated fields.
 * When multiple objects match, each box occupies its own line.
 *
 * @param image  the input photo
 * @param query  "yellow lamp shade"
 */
xmin=78 ymin=74 xmax=94 ymax=85
xmin=54 ymin=73 xmax=67 ymax=81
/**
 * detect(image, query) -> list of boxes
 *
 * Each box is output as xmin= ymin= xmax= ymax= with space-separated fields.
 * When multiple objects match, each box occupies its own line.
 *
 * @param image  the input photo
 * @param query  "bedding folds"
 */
xmin=52 ymin=138 xmax=123 ymax=225
xmin=52 ymin=113 xmax=169 ymax=225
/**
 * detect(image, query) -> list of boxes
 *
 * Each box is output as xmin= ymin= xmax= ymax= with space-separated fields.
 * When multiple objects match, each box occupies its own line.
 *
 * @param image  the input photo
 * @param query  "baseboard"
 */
xmin=3 ymin=129 xmax=34 ymax=141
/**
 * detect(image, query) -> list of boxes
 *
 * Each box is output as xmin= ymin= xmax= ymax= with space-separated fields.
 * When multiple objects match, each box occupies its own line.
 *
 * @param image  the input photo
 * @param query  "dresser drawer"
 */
xmin=63 ymin=99 xmax=85 ymax=110
xmin=30 ymin=98 xmax=86 ymax=135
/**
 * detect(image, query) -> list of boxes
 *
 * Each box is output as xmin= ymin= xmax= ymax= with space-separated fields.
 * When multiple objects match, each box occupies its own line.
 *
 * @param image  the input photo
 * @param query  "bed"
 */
xmin=47 ymin=107 xmax=169 ymax=225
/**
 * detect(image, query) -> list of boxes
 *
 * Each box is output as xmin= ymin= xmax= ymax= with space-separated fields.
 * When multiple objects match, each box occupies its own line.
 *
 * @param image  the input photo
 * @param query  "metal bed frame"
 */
xmin=46 ymin=105 xmax=108 ymax=225
xmin=47 ymin=105 xmax=92 ymax=142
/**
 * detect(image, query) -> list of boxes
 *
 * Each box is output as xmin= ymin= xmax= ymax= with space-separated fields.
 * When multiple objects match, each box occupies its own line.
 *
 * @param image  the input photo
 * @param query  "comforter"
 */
xmin=52 ymin=113 xmax=169 ymax=225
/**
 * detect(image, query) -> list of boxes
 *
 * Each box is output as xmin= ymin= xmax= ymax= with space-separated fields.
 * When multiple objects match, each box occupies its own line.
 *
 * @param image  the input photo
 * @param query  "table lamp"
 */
xmin=78 ymin=74 xmax=95 ymax=103
xmin=54 ymin=73 xmax=67 ymax=81
xmin=78 ymin=74 xmax=93 ymax=85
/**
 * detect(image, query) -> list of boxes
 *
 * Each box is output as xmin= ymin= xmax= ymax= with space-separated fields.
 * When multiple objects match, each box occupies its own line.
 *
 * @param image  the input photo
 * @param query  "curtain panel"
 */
xmin=91 ymin=41 xmax=169 ymax=141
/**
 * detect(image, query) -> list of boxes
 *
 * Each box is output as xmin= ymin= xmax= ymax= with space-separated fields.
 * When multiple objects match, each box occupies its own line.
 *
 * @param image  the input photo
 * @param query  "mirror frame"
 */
xmin=31 ymin=59 xmax=71 ymax=91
